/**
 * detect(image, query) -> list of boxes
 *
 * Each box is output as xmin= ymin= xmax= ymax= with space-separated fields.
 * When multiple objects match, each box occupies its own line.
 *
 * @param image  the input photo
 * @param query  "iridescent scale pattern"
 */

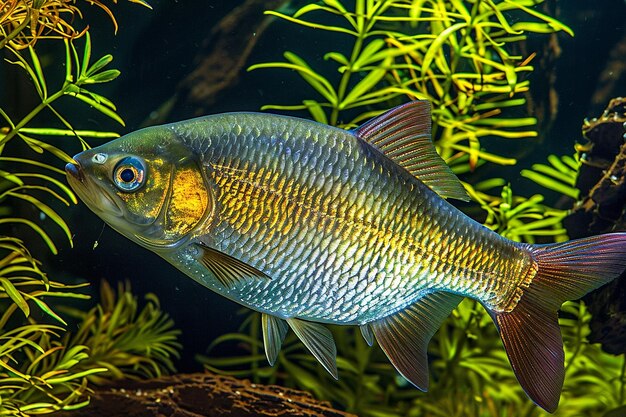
xmin=170 ymin=113 xmax=534 ymax=324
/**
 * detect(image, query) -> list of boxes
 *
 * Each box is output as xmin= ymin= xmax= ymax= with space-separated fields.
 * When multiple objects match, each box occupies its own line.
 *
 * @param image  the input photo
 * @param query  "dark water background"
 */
xmin=3 ymin=0 xmax=626 ymax=373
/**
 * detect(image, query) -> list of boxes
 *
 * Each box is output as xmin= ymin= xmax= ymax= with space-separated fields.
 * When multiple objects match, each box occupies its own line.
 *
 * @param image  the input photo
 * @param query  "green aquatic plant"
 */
xmin=199 ymin=300 xmax=626 ymax=417
xmin=0 ymin=1 xmax=182 ymax=415
xmin=0 ymin=35 xmax=123 ymax=415
xmin=465 ymin=180 xmax=569 ymax=243
xmin=59 ymin=280 xmax=181 ymax=385
xmin=0 ymin=279 xmax=180 ymax=416
xmin=251 ymin=0 xmax=572 ymax=172
xmin=521 ymin=154 xmax=581 ymax=200
xmin=0 ymin=0 xmax=152 ymax=50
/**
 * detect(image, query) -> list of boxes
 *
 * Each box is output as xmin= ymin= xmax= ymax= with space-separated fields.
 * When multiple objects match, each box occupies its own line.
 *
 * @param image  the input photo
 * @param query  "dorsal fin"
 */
xmin=354 ymin=101 xmax=470 ymax=201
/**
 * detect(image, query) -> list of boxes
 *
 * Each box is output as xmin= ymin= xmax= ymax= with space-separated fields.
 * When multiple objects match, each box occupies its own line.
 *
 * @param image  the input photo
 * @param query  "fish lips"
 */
xmin=65 ymin=158 xmax=124 ymax=219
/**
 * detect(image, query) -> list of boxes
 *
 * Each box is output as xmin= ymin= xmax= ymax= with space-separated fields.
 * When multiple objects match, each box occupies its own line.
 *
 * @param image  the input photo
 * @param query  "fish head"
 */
xmin=65 ymin=126 xmax=213 ymax=251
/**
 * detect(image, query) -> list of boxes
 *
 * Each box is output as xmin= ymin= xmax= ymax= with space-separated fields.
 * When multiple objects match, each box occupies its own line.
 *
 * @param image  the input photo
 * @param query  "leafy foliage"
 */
xmin=465 ymin=180 xmax=569 ymax=243
xmin=199 ymin=300 xmax=625 ymax=417
xmin=521 ymin=154 xmax=581 ymax=200
xmin=0 ymin=1 xmax=183 ymax=415
xmin=0 ymin=279 xmax=180 ymax=416
xmin=60 ymin=280 xmax=181 ymax=385
xmin=0 ymin=0 xmax=152 ymax=50
xmin=250 ymin=0 xmax=572 ymax=172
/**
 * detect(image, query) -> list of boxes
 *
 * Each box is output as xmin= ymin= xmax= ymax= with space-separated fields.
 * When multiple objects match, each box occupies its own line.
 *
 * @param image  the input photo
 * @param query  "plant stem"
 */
xmin=0 ymin=90 xmax=65 ymax=147
xmin=0 ymin=14 xmax=31 ymax=50
xmin=0 ymin=251 xmax=21 ymax=270
xmin=619 ymin=355 xmax=626 ymax=405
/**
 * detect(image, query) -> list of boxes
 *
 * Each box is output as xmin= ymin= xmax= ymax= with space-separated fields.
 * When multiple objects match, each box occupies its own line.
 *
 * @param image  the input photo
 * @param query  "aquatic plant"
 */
xmin=0 ymin=0 xmax=152 ymax=49
xmin=250 ymin=0 xmax=572 ymax=172
xmin=199 ymin=299 xmax=626 ymax=417
xmin=59 ymin=280 xmax=181 ymax=385
xmin=465 ymin=181 xmax=569 ymax=243
xmin=0 ymin=34 xmax=121 ymax=416
xmin=521 ymin=154 xmax=581 ymax=200
xmin=0 ymin=1 xmax=182 ymax=415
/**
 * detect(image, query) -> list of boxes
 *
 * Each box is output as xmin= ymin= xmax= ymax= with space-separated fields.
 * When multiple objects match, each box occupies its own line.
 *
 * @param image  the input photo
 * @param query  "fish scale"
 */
xmin=173 ymin=113 xmax=526 ymax=322
xmin=67 ymin=101 xmax=626 ymax=411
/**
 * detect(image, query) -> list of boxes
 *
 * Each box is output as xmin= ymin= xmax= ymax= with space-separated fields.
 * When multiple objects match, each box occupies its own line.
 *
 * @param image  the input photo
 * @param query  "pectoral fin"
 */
xmin=370 ymin=292 xmax=463 ymax=390
xmin=195 ymin=243 xmax=271 ymax=289
xmin=261 ymin=313 xmax=288 ymax=366
xmin=287 ymin=318 xmax=338 ymax=379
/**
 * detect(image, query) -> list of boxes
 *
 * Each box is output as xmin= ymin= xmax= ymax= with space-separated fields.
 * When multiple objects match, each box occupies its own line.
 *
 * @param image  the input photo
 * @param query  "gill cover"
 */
xmin=99 ymin=133 xmax=213 ymax=248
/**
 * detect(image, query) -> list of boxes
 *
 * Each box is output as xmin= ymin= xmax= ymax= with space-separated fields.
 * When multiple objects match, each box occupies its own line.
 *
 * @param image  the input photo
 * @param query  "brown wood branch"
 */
xmin=54 ymin=372 xmax=356 ymax=417
xmin=147 ymin=0 xmax=285 ymax=124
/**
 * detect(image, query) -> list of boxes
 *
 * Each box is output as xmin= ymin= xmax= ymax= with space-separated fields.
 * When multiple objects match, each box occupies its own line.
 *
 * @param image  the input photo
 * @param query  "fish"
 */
xmin=65 ymin=101 xmax=626 ymax=412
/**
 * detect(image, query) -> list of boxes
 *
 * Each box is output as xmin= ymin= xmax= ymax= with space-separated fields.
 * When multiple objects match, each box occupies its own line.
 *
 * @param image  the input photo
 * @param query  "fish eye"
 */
xmin=113 ymin=156 xmax=146 ymax=192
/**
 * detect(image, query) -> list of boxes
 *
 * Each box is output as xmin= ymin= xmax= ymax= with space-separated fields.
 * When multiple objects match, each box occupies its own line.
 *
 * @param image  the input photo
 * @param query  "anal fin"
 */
xmin=287 ymin=318 xmax=338 ymax=379
xmin=370 ymin=292 xmax=463 ymax=390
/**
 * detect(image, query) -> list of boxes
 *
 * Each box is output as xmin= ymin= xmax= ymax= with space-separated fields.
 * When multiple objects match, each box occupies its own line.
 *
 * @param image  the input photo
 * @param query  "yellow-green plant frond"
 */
xmin=0 ymin=238 xmax=90 ymax=326
xmin=252 ymin=0 xmax=572 ymax=171
xmin=0 ymin=158 xmax=77 ymax=254
xmin=0 ymin=33 xmax=124 ymax=155
xmin=0 ymin=0 xmax=152 ymax=50
xmin=521 ymin=154 xmax=581 ymax=199
xmin=0 ymin=323 xmax=107 ymax=416
xmin=60 ymin=280 xmax=182 ymax=385
xmin=465 ymin=181 xmax=568 ymax=243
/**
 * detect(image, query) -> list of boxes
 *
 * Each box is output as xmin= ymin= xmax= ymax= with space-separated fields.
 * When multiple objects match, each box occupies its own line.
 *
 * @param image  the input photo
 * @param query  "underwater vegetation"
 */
xmin=250 ymin=0 xmax=571 ymax=171
xmin=197 ymin=1 xmax=626 ymax=416
xmin=0 ymin=1 xmax=181 ymax=415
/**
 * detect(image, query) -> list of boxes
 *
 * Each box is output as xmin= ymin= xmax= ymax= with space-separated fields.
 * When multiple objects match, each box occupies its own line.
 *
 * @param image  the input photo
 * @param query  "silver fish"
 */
xmin=66 ymin=101 xmax=626 ymax=412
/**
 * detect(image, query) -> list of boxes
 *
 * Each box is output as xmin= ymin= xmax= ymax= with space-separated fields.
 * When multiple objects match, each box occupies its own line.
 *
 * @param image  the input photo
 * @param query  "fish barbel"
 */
xmin=65 ymin=101 xmax=626 ymax=412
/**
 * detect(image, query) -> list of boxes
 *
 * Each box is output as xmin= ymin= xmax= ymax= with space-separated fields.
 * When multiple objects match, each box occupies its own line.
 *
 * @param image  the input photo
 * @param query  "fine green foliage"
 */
xmin=0 ymin=34 xmax=124 ymax=413
xmin=60 ymin=280 xmax=182 ymax=385
xmin=250 ymin=0 xmax=572 ymax=171
xmin=0 ymin=1 xmax=183 ymax=415
xmin=0 ymin=279 xmax=180 ymax=416
xmin=0 ymin=0 xmax=152 ymax=50
xmin=521 ymin=154 xmax=581 ymax=200
xmin=465 ymin=180 xmax=569 ymax=243
xmin=0 ymin=241 xmax=104 ymax=415
xmin=0 ymin=32 xmax=124 ymax=156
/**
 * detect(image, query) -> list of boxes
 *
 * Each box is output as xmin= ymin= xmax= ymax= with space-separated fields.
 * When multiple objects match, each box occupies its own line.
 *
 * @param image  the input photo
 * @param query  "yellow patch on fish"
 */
xmin=165 ymin=166 xmax=209 ymax=238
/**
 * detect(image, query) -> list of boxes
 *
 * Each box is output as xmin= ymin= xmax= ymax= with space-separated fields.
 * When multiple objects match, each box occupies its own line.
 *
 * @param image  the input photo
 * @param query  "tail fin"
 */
xmin=492 ymin=233 xmax=626 ymax=412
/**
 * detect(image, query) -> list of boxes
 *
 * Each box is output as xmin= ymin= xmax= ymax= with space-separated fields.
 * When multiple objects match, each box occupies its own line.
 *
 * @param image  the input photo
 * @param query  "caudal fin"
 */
xmin=492 ymin=233 xmax=626 ymax=412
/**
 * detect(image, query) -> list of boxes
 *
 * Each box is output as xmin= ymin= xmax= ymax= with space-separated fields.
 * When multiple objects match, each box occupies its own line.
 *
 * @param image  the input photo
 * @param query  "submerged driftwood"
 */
xmin=147 ymin=0 xmax=285 ymax=124
xmin=55 ymin=372 xmax=355 ymax=417
xmin=563 ymin=97 xmax=626 ymax=354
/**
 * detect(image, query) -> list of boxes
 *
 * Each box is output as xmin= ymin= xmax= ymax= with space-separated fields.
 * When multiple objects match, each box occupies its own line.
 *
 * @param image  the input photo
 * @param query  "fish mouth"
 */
xmin=65 ymin=160 xmax=124 ymax=219
xmin=65 ymin=161 xmax=85 ymax=183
